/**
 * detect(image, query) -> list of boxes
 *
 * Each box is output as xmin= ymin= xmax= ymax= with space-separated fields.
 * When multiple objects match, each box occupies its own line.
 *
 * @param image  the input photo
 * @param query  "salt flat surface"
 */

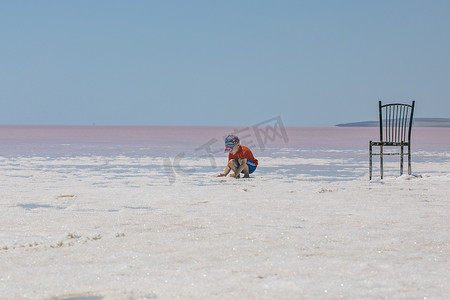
xmin=1 ymin=152 xmax=450 ymax=299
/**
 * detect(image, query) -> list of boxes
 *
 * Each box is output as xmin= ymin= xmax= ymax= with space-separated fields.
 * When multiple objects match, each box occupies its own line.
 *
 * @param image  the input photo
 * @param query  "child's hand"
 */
xmin=216 ymin=173 xmax=226 ymax=177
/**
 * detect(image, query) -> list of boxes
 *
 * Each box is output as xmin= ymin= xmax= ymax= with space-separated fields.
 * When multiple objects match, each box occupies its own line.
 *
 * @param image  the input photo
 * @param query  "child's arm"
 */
xmin=217 ymin=153 xmax=233 ymax=177
xmin=217 ymin=165 xmax=232 ymax=177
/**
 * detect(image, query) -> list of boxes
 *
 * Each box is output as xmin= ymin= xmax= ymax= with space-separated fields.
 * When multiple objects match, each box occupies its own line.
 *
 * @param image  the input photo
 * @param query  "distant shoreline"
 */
xmin=336 ymin=118 xmax=450 ymax=128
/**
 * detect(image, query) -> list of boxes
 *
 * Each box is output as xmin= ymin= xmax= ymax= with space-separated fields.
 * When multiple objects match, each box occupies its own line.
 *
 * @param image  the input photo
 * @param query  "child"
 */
xmin=217 ymin=135 xmax=258 ymax=178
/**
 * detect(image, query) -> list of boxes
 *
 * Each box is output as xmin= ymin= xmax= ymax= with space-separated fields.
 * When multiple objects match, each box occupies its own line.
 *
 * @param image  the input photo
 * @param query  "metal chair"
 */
xmin=369 ymin=101 xmax=415 ymax=180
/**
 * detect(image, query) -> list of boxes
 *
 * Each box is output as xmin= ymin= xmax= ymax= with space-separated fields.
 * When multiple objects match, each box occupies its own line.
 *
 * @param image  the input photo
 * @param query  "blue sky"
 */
xmin=1 ymin=0 xmax=449 ymax=126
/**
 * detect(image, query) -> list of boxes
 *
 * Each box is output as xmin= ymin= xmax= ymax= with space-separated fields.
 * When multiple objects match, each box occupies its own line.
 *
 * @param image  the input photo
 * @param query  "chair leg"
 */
xmin=408 ymin=144 xmax=412 ymax=175
xmin=400 ymin=145 xmax=404 ymax=176
xmin=380 ymin=145 xmax=384 ymax=179
xmin=369 ymin=141 xmax=373 ymax=180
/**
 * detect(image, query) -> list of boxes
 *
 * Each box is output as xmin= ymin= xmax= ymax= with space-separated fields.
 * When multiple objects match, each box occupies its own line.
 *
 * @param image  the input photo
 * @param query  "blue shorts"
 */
xmin=246 ymin=159 xmax=257 ymax=174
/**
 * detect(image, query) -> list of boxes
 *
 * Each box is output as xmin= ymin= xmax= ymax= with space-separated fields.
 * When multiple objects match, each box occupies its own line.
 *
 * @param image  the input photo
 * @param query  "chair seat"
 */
xmin=371 ymin=141 xmax=409 ymax=146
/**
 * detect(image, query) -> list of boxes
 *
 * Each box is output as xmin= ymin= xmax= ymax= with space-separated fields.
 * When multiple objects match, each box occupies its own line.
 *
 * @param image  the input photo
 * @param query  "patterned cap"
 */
xmin=224 ymin=135 xmax=239 ymax=153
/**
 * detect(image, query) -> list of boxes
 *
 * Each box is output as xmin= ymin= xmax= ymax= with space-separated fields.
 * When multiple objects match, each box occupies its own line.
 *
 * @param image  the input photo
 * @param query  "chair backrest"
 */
xmin=379 ymin=101 xmax=415 ymax=143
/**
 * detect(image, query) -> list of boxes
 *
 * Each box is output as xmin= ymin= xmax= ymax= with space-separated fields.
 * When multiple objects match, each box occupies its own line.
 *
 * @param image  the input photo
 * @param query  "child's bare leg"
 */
xmin=228 ymin=159 xmax=239 ymax=177
xmin=234 ymin=159 xmax=248 ymax=178
xmin=242 ymin=162 xmax=250 ymax=178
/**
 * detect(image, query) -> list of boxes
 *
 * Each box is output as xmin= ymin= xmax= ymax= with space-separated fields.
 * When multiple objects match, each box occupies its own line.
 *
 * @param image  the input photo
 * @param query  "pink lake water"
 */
xmin=1 ymin=125 xmax=449 ymax=181
xmin=0 ymin=125 xmax=449 ymax=157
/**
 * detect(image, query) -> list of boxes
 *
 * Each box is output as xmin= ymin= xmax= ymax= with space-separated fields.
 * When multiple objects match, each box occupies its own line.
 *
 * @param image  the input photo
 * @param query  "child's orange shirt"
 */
xmin=228 ymin=145 xmax=258 ymax=166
